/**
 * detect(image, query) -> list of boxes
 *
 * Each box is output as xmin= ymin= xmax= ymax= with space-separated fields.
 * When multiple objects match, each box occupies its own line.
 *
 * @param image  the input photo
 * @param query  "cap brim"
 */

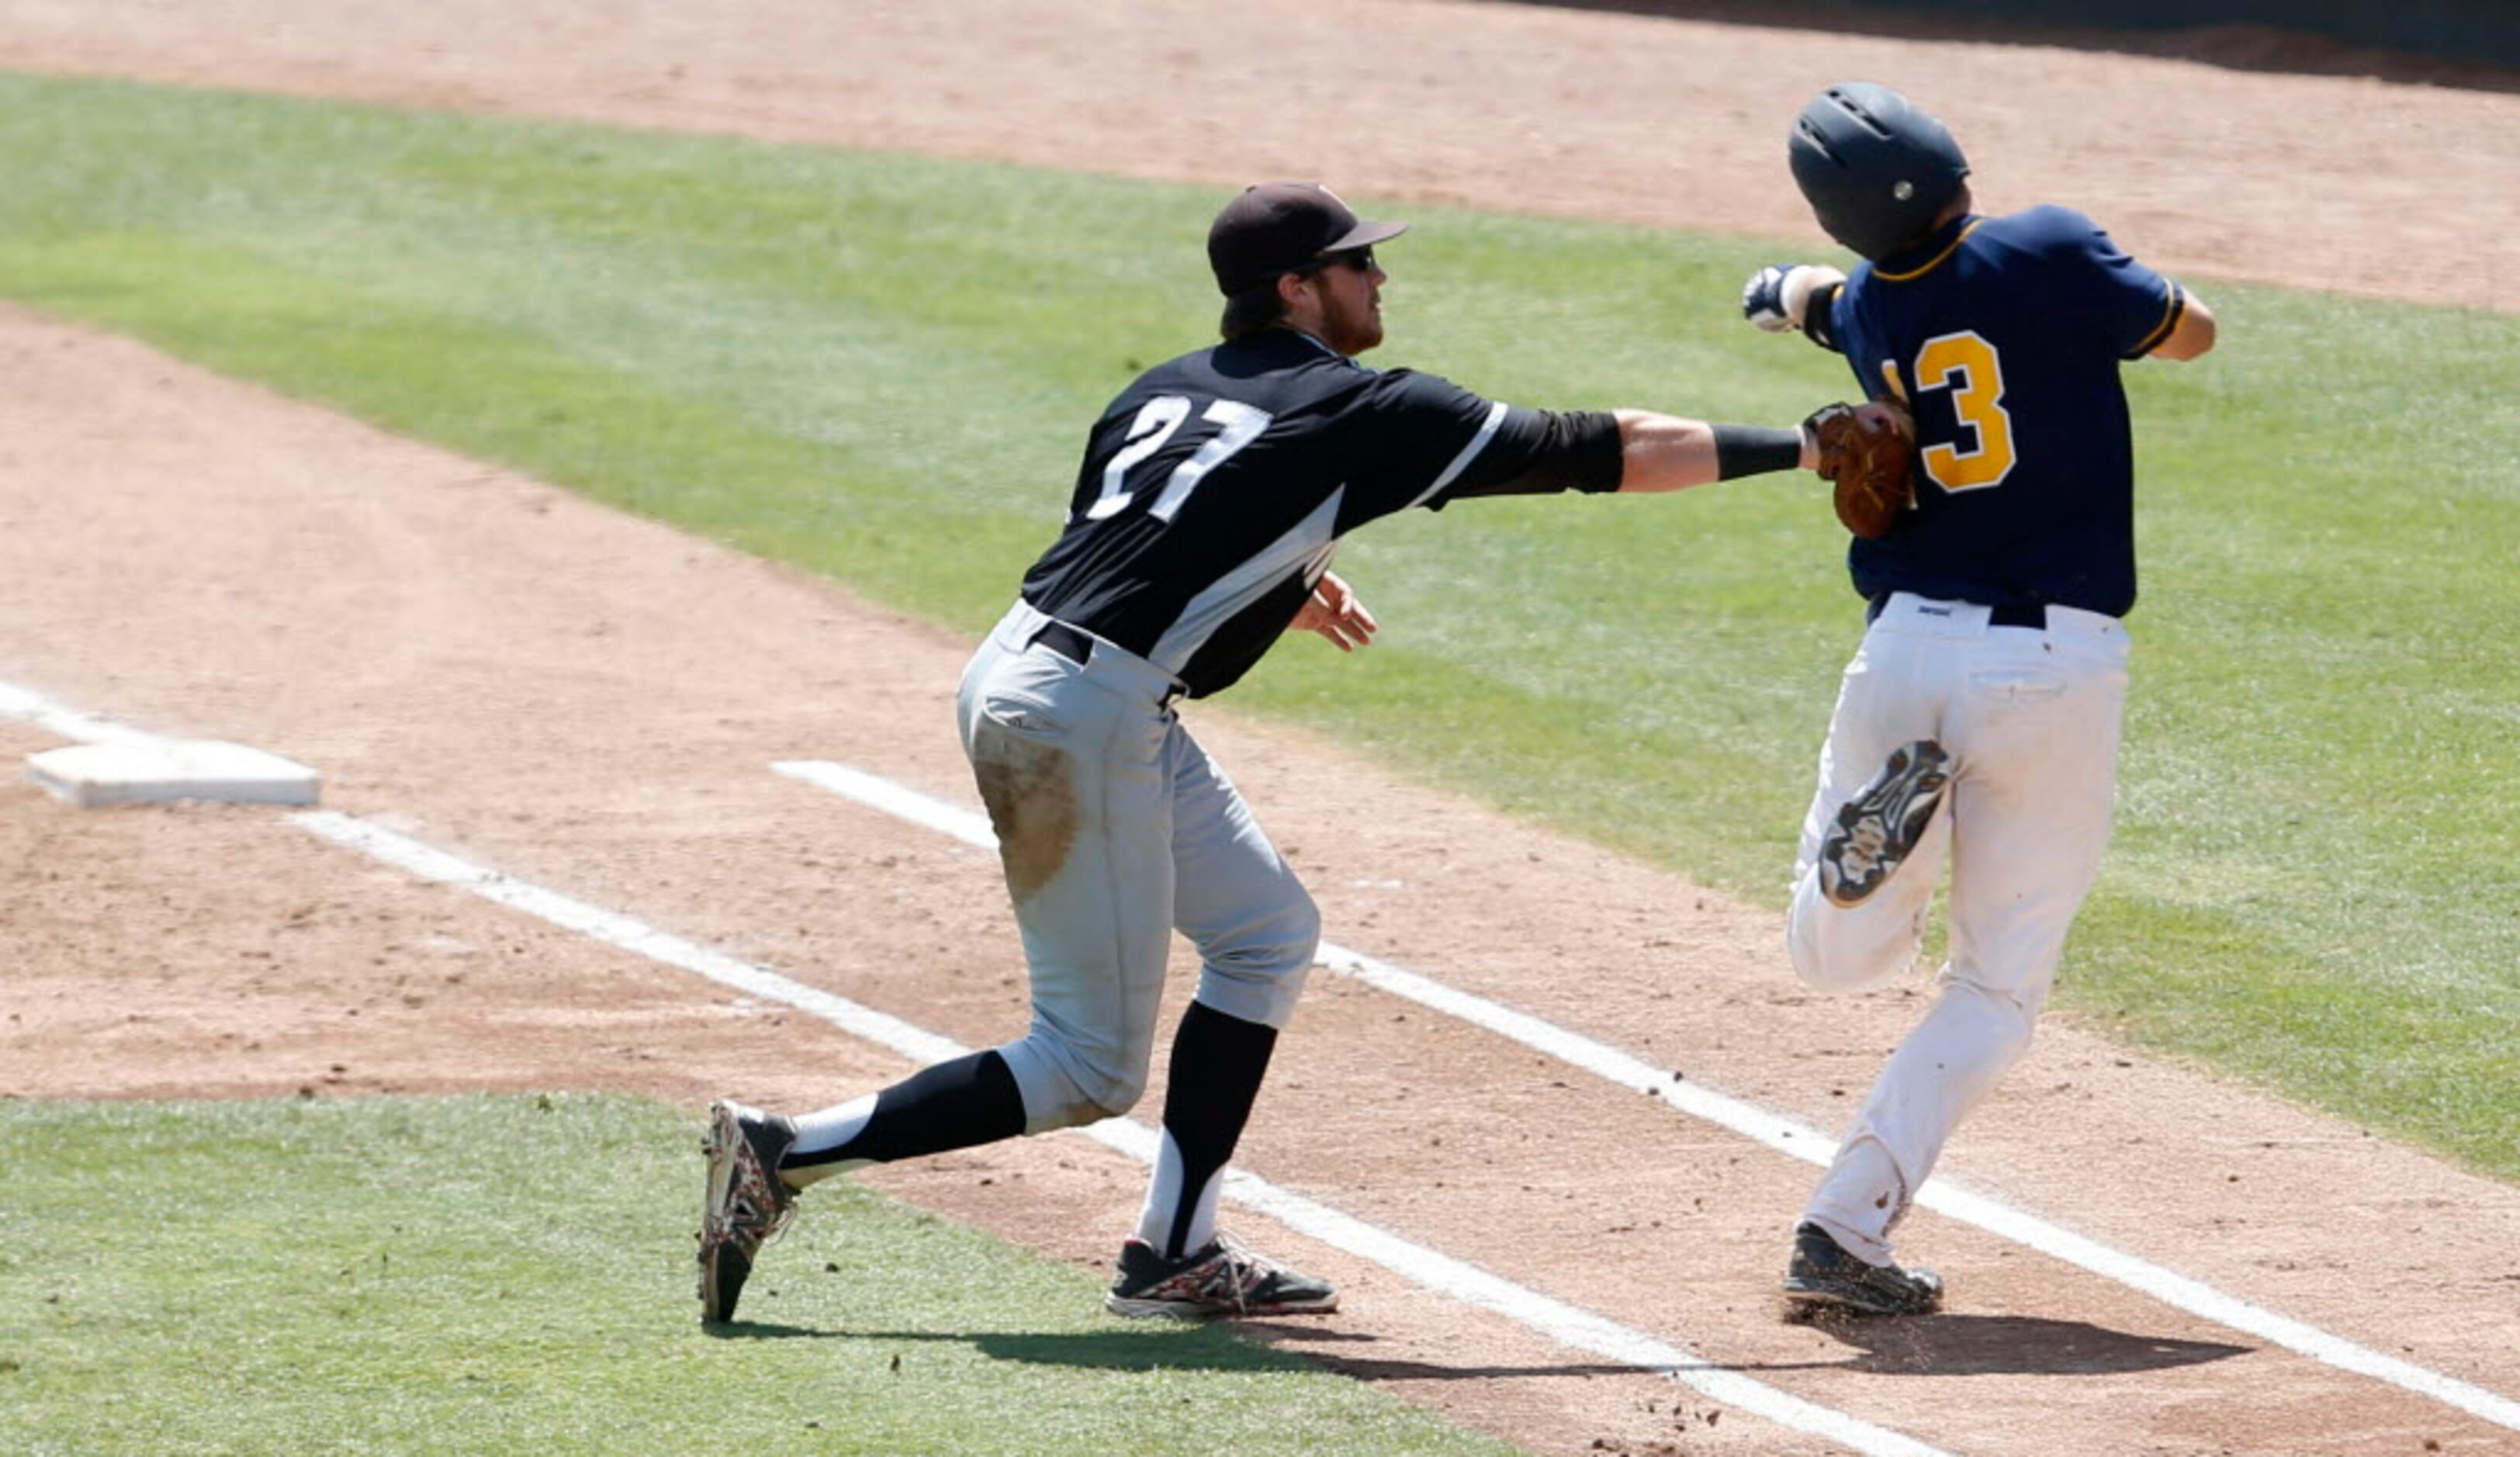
xmin=1321 ymin=219 xmax=1408 ymax=255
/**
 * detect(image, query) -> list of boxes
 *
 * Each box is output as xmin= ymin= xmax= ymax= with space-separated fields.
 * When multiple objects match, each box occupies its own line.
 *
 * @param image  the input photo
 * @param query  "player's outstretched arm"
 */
xmin=1609 ymin=410 xmax=1819 ymax=494
xmin=2151 ymin=291 xmax=2217 ymax=361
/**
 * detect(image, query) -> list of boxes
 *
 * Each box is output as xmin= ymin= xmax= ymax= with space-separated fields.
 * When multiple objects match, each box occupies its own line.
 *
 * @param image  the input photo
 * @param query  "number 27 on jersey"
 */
xmin=1082 ymin=396 xmax=1275 ymax=524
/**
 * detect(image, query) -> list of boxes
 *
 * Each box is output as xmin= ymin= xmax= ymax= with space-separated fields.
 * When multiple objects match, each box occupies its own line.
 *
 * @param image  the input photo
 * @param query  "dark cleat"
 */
xmin=1781 ymin=1221 xmax=1944 ymax=1317
xmin=1104 ymin=1232 xmax=1339 ymax=1319
xmin=1819 ymin=739 xmax=1951 ymax=907
xmin=697 ymin=1099 xmax=799 ymax=1324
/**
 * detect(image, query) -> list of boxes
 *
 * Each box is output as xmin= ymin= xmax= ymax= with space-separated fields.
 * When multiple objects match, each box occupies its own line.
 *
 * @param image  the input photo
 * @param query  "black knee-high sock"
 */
xmin=1156 ymin=1001 xmax=1279 ymax=1258
xmin=786 ymin=1050 xmax=1026 ymax=1171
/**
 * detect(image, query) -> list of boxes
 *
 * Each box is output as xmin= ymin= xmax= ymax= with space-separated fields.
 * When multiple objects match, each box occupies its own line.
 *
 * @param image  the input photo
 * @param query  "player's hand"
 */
xmin=1851 ymin=398 xmax=1911 ymax=442
xmin=1741 ymin=263 xmax=1845 ymax=333
xmin=1293 ymin=571 xmax=1378 ymax=652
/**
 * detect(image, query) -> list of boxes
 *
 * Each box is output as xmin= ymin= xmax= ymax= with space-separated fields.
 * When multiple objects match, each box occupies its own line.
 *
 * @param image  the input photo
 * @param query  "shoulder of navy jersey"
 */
xmin=1982 ymin=203 xmax=2101 ymax=253
xmin=1989 ymin=206 xmax=2186 ymax=359
xmin=1843 ymin=206 xmax=2183 ymax=364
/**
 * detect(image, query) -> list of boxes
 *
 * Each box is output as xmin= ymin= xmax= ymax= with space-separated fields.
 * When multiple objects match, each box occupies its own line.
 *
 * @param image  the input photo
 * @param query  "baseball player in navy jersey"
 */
xmin=1740 ymin=83 xmax=2217 ymax=1315
xmin=697 ymin=181 xmax=1869 ymax=1323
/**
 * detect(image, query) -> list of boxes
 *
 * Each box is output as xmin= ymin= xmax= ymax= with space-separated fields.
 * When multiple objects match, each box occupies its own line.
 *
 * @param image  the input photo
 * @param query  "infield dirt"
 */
xmin=2 ymin=4 xmax=2515 ymax=1453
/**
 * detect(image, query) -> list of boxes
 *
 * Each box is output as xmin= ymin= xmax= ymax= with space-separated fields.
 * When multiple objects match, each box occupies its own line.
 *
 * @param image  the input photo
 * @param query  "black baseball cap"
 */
xmin=1206 ymin=182 xmax=1408 ymax=296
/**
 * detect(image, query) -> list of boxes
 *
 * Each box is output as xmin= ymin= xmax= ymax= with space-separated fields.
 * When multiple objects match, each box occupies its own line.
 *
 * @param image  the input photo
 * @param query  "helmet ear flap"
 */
xmin=1788 ymin=84 xmax=1970 ymax=261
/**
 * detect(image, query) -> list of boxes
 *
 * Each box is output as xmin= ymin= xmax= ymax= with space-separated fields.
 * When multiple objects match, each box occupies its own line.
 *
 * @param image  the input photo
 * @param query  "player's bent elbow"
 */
xmin=2153 ymin=299 xmax=2217 ymax=361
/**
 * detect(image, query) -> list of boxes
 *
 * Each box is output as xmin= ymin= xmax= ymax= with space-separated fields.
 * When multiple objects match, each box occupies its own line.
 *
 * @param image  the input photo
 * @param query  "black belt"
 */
xmin=1029 ymin=620 xmax=1095 ymax=665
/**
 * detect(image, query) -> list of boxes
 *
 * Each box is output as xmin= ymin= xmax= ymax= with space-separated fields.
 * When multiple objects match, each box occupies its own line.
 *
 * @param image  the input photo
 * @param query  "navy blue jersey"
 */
xmin=1823 ymin=206 xmax=2186 ymax=617
xmin=1020 ymin=327 xmax=1622 ymax=697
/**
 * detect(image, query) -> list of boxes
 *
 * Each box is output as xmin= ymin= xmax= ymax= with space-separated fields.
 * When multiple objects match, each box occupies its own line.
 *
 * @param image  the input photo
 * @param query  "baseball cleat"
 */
xmin=1781 ymin=1221 xmax=1944 ymax=1317
xmin=1819 ymin=739 xmax=1950 ymax=907
xmin=1104 ymin=1232 xmax=1339 ymax=1319
xmin=696 ymin=1099 xmax=800 ymax=1325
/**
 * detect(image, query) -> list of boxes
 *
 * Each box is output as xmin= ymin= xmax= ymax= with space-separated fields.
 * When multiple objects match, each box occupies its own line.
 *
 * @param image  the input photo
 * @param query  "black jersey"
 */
xmin=1019 ymin=327 xmax=1622 ymax=698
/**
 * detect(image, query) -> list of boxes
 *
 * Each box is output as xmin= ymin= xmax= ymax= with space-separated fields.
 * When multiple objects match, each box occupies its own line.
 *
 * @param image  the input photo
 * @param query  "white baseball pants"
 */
xmin=957 ymin=600 xmax=1319 ymax=1134
xmin=1787 ymin=592 xmax=2130 ymax=1265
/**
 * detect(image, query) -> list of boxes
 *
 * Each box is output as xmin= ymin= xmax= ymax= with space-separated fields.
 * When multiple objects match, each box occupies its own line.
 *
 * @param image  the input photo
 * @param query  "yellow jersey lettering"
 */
xmin=1913 ymin=331 xmax=2016 ymax=492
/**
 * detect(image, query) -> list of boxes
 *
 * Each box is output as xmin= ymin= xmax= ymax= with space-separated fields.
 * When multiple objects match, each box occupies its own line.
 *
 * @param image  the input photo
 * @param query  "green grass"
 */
xmin=0 ymin=71 xmax=2514 ymax=1182
xmin=0 ymin=1095 xmax=1518 ymax=1456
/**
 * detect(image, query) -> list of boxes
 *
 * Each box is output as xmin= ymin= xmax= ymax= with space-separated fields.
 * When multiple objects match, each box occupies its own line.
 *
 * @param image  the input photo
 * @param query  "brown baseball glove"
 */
xmin=1805 ymin=401 xmax=1916 ymax=539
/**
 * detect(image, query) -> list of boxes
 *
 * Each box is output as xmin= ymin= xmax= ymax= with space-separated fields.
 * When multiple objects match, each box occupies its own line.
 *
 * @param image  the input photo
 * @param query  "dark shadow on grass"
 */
xmin=853 ymin=1326 xmax=1642 ymax=1379
xmin=857 ymin=1327 xmax=1320 ymax=1373
xmin=719 ymin=1311 xmax=2245 ymax=1381
xmin=1781 ymin=1310 xmax=2252 ymax=1376
xmin=702 ymin=1320 xmax=840 ymax=1340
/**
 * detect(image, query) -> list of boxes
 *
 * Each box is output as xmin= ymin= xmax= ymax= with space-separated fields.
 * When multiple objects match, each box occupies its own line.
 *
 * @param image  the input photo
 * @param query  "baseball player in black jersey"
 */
xmin=698 ymin=182 xmax=1861 ymax=1322
xmin=1743 ymin=85 xmax=2217 ymax=1316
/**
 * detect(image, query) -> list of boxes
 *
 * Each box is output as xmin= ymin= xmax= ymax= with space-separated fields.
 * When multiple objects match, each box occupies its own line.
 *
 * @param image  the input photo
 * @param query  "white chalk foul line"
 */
xmin=0 ymin=679 xmax=164 ymax=748
xmin=289 ymin=806 xmax=1944 ymax=1457
xmin=9 ymin=685 xmax=2509 ymax=1436
xmin=9 ymin=684 xmax=1930 ymax=1447
xmin=773 ymin=757 xmax=2520 ymax=1436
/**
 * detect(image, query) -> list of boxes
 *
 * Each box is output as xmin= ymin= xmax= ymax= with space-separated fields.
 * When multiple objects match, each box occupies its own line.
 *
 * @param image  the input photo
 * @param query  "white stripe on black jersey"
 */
xmin=1019 ymin=328 xmax=1622 ymax=698
xmin=1152 ymin=490 xmax=1343 ymax=680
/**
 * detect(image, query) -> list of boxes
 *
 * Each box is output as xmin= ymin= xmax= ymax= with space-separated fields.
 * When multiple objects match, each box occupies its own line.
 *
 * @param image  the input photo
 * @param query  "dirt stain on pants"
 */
xmin=971 ymin=729 xmax=1078 ymax=902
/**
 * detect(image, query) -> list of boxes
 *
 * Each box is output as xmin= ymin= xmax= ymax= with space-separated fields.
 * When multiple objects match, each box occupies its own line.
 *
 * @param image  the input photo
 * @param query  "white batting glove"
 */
xmin=1742 ymin=264 xmax=1801 ymax=331
xmin=1740 ymin=263 xmax=1846 ymax=333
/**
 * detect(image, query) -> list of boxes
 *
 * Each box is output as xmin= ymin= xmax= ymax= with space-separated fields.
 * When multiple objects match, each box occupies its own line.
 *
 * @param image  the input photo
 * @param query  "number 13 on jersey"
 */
xmin=1881 ymin=331 xmax=2016 ymax=492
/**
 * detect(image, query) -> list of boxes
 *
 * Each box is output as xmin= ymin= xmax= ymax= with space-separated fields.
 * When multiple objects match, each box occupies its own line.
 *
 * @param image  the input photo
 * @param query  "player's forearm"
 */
xmin=1612 ymin=410 xmax=1816 ymax=493
xmin=2151 ymin=292 xmax=2217 ymax=360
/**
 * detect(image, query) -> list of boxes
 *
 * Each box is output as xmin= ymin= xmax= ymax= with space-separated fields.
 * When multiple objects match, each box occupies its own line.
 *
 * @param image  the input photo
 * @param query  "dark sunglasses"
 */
xmin=1298 ymin=246 xmax=1376 ymax=275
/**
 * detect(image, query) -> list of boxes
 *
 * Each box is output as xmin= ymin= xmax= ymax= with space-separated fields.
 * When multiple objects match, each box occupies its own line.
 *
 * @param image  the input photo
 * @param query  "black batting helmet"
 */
xmin=1788 ymin=83 xmax=1970 ymax=261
